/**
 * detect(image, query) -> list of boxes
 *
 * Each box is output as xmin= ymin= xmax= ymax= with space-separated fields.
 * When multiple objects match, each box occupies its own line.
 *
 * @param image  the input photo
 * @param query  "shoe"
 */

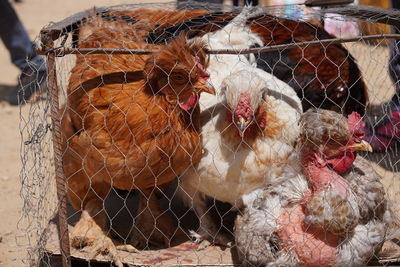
xmin=6 ymin=66 xmax=47 ymax=106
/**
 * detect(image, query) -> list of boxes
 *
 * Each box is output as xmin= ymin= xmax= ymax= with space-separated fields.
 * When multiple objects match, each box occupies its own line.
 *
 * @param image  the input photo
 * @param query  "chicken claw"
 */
xmin=86 ymin=237 xmax=124 ymax=267
xmin=70 ymin=210 xmax=137 ymax=267
xmin=189 ymin=230 xmax=211 ymax=251
xmin=198 ymin=240 xmax=212 ymax=251
xmin=116 ymin=244 xmax=140 ymax=253
xmin=189 ymin=230 xmax=232 ymax=250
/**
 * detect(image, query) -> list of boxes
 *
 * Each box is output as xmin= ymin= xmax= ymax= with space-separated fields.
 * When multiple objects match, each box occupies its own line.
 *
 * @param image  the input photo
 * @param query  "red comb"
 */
xmin=347 ymin=112 xmax=365 ymax=137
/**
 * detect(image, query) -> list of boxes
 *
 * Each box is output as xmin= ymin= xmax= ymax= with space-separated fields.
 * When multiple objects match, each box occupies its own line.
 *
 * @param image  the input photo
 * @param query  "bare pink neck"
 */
xmin=302 ymin=151 xmax=349 ymax=197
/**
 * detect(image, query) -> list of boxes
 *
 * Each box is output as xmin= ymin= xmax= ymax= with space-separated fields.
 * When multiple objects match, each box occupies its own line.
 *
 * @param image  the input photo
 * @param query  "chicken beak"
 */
xmin=195 ymin=78 xmax=216 ymax=95
xmin=347 ymin=140 xmax=373 ymax=152
xmin=236 ymin=117 xmax=251 ymax=137
xmin=200 ymin=84 xmax=216 ymax=95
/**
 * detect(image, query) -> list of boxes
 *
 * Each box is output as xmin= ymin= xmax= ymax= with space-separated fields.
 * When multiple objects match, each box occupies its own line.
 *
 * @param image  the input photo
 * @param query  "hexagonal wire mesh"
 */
xmin=19 ymin=1 xmax=400 ymax=266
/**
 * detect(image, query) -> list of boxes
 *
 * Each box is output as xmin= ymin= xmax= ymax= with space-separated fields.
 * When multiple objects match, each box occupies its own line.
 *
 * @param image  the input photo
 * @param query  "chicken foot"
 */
xmin=70 ymin=204 xmax=139 ymax=267
xmin=131 ymin=187 xmax=180 ymax=249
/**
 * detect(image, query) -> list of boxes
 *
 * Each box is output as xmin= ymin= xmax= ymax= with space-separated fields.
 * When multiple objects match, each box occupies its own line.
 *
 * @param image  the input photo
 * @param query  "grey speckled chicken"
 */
xmin=235 ymin=109 xmax=395 ymax=267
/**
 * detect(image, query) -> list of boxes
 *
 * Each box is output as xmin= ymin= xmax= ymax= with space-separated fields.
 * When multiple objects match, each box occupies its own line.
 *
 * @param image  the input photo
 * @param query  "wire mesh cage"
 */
xmin=19 ymin=1 xmax=400 ymax=266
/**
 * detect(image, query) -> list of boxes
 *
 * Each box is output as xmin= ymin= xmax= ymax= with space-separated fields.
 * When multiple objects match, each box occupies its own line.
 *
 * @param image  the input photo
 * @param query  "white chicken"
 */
xmin=179 ymin=6 xmax=303 ymax=246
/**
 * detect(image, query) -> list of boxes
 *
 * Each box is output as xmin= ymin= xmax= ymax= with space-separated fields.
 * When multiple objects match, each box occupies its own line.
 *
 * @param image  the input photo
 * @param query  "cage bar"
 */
xmin=41 ymin=33 xmax=71 ymax=267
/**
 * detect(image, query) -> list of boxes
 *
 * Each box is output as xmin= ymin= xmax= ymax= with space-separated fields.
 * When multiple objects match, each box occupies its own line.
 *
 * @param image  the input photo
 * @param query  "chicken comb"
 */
xmin=347 ymin=112 xmax=365 ymax=137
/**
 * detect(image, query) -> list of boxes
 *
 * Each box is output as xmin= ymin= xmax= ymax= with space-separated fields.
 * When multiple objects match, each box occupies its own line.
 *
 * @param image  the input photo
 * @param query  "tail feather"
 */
xmin=147 ymin=11 xmax=230 ymax=44
xmin=204 ymin=6 xmax=264 ymax=50
xmin=232 ymin=5 xmax=265 ymax=25
xmin=147 ymin=6 xmax=268 ymax=44
xmin=220 ymin=5 xmax=265 ymax=34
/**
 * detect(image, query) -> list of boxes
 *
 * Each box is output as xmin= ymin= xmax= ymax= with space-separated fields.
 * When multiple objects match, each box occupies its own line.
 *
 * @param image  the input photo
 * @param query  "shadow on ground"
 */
xmin=51 ymin=178 xmax=236 ymax=251
xmin=0 ymin=84 xmax=14 ymax=101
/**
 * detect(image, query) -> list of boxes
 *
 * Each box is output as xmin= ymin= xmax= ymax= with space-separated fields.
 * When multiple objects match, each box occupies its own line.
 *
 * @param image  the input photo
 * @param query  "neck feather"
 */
xmin=302 ymin=151 xmax=349 ymax=197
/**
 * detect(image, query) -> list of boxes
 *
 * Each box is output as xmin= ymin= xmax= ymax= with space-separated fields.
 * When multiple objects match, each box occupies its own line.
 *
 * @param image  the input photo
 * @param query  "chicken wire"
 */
xmin=19 ymin=1 xmax=400 ymax=267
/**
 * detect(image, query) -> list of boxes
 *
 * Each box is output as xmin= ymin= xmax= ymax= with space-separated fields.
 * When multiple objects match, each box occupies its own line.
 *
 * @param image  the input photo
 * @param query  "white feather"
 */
xmin=337 ymin=220 xmax=386 ymax=266
xmin=181 ymin=7 xmax=302 ymax=206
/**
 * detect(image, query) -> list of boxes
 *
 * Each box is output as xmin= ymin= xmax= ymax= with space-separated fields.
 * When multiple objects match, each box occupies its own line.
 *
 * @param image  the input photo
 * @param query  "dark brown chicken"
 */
xmin=145 ymin=10 xmax=368 ymax=116
xmin=62 ymin=18 xmax=214 ymax=266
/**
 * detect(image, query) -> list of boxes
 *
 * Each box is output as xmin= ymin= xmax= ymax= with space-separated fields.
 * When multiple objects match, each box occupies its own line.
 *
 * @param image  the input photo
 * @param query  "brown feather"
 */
xmin=62 ymin=20 xmax=210 ymax=249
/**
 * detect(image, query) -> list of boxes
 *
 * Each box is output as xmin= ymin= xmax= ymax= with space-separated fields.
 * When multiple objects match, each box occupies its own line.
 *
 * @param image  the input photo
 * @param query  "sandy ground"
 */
xmin=0 ymin=1 xmax=175 ymax=266
xmin=0 ymin=1 xmax=399 ymax=267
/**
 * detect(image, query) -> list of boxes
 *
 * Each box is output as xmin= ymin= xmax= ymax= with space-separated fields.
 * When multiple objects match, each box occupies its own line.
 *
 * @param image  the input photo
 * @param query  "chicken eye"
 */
xmin=172 ymin=74 xmax=188 ymax=84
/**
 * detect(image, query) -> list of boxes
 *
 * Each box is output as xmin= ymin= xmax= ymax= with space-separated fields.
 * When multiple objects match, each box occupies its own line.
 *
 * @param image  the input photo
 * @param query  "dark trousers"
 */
xmin=0 ymin=0 xmax=42 ymax=71
xmin=233 ymin=0 xmax=259 ymax=6
xmin=389 ymin=0 xmax=400 ymax=106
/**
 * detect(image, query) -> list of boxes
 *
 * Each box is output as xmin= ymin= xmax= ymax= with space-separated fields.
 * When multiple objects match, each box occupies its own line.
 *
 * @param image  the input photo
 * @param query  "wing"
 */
xmin=344 ymin=157 xmax=387 ymax=222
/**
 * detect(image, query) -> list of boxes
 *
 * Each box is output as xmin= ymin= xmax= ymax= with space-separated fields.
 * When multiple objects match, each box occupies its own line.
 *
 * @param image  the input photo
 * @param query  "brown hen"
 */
xmin=61 ymin=19 xmax=214 ymax=266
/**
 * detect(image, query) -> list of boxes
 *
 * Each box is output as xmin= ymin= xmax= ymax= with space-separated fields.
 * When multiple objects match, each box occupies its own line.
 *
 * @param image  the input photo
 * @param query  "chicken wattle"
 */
xmin=179 ymin=92 xmax=199 ymax=110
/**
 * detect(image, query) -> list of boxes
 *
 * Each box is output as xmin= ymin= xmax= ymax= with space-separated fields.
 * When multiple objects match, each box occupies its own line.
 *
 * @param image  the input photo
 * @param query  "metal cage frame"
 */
xmin=34 ymin=2 xmax=400 ymax=267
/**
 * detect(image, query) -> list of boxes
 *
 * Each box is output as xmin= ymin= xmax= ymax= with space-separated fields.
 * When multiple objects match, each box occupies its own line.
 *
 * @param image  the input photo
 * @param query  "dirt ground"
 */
xmin=0 ymin=1 xmax=399 ymax=267
xmin=0 ymin=1 xmax=175 ymax=266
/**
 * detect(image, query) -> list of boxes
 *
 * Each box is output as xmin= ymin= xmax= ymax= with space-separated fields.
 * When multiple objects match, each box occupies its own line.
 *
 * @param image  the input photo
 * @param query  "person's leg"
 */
xmin=363 ymin=0 xmax=400 ymax=151
xmin=245 ymin=0 xmax=259 ymax=5
xmin=388 ymin=38 xmax=400 ymax=109
xmin=0 ymin=0 xmax=39 ymax=70
xmin=389 ymin=12 xmax=400 ymax=109
xmin=0 ymin=0 xmax=46 ymax=105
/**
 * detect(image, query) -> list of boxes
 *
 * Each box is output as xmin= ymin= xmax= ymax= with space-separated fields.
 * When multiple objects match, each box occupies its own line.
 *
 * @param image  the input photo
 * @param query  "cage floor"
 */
xmin=42 ymin=221 xmax=235 ymax=266
xmin=40 ymin=185 xmax=239 ymax=267
xmin=41 ymin=220 xmax=400 ymax=266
